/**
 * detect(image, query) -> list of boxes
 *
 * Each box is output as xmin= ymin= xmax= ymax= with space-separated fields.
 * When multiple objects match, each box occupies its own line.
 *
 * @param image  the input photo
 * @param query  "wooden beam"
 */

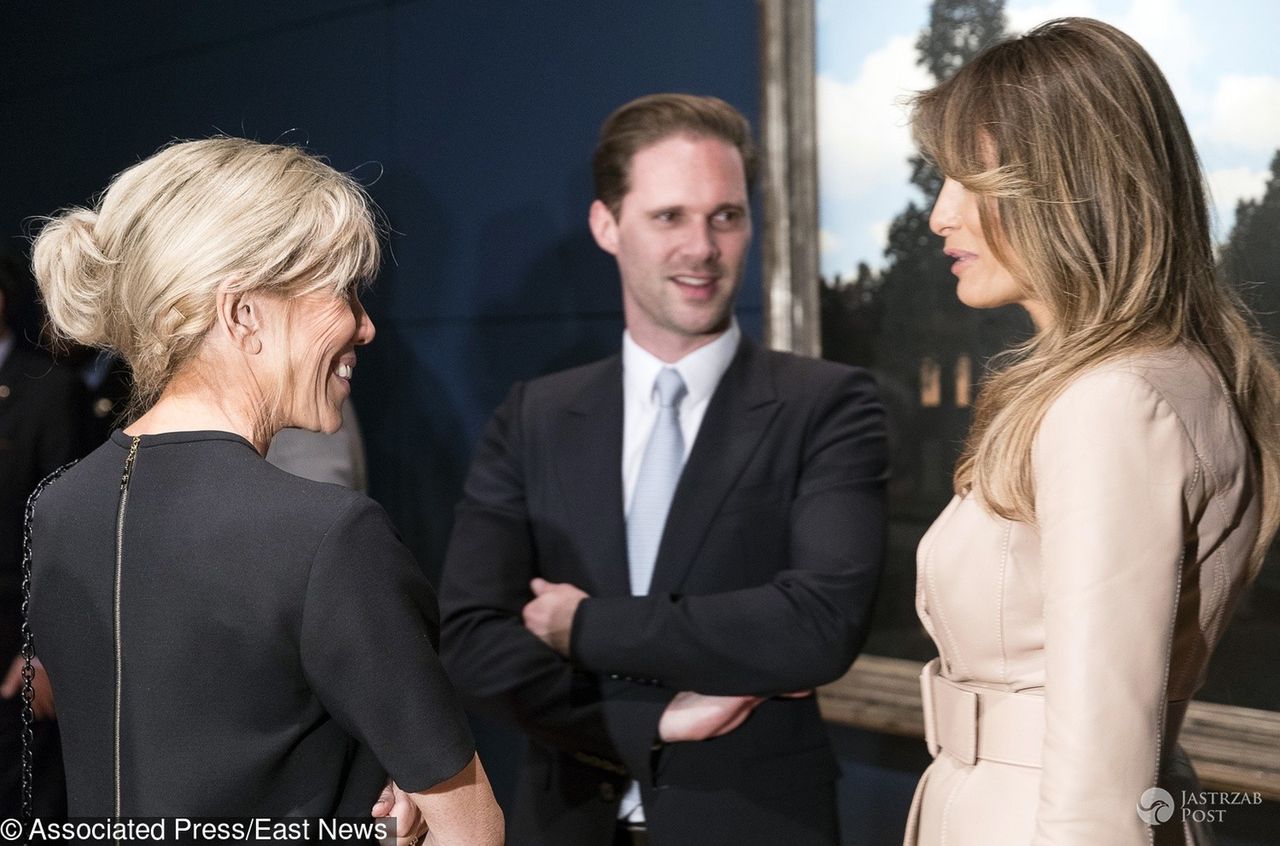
xmin=820 ymin=654 xmax=1280 ymax=801
xmin=758 ymin=0 xmax=820 ymax=357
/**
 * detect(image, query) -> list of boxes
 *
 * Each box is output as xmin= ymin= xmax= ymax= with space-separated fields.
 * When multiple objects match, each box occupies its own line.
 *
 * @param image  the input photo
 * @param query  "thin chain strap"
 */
xmin=20 ymin=459 xmax=79 ymax=823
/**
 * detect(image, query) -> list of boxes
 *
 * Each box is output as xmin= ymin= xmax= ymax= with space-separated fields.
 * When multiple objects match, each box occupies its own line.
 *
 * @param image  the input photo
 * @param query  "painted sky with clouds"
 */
xmin=817 ymin=0 xmax=1280 ymax=280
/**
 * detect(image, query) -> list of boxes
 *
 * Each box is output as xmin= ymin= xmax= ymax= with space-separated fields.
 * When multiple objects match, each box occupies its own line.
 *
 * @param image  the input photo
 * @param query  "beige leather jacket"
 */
xmin=907 ymin=346 xmax=1260 ymax=845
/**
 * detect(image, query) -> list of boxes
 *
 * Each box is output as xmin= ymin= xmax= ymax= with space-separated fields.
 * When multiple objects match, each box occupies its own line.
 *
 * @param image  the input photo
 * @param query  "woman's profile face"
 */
xmin=279 ymin=288 xmax=376 ymax=433
xmin=928 ymin=176 xmax=1051 ymax=328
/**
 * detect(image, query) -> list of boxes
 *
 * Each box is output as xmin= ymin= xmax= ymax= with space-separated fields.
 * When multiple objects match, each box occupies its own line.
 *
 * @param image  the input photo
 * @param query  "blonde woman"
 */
xmin=27 ymin=138 xmax=502 ymax=845
xmin=903 ymin=18 xmax=1280 ymax=845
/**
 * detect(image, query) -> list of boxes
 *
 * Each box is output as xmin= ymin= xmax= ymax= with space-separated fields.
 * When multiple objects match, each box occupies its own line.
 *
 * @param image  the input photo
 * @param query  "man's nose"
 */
xmin=683 ymin=220 xmax=721 ymax=263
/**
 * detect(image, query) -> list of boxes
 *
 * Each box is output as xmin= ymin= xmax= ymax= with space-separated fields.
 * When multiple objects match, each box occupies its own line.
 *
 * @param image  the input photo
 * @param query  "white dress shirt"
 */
xmin=621 ymin=320 xmax=741 ymax=512
xmin=616 ymin=319 xmax=741 ymax=822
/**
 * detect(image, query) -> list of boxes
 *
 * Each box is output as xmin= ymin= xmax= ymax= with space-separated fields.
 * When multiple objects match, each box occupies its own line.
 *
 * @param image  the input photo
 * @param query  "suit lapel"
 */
xmin=648 ymin=338 xmax=780 ymax=595
xmin=554 ymin=356 xmax=632 ymax=597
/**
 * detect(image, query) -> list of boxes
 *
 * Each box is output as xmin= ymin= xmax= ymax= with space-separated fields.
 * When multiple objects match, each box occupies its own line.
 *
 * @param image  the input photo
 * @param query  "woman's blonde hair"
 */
xmin=911 ymin=17 xmax=1280 ymax=573
xmin=32 ymin=137 xmax=381 ymax=422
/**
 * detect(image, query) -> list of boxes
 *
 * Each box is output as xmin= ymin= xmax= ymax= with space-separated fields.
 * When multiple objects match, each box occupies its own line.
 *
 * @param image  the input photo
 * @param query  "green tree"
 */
xmin=915 ymin=0 xmax=1008 ymax=82
xmin=877 ymin=0 xmax=1012 ymax=375
xmin=872 ymin=0 xmax=1022 ymax=500
xmin=1219 ymin=150 xmax=1280 ymax=344
xmin=816 ymin=0 xmax=1021 ymax=660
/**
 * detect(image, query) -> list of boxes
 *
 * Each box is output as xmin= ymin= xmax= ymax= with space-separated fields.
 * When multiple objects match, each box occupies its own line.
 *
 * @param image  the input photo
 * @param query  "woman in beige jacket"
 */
xmin=903 ymin=18 xmax=1280 ymax=845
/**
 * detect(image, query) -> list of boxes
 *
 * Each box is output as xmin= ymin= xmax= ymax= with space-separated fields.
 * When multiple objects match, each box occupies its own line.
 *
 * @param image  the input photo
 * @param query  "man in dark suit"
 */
xmin=439 ymin=94 xmax=887 ymax=845
xmin=0 ymin=255 xmax=84 ymax=818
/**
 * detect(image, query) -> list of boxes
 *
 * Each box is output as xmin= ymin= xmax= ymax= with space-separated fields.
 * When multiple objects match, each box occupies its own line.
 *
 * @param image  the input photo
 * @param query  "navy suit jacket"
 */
xmin=440 ymin=337 xmax=887 ymax=845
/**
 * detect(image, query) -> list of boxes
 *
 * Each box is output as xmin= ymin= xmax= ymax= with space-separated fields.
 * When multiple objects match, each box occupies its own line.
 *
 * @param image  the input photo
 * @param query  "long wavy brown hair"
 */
xmin=911 ymin=17 xmax=1280 ymax=574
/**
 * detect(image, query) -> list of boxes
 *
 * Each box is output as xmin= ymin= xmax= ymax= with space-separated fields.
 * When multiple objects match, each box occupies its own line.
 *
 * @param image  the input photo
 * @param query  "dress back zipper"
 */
xmin=114 ymin=436 xmax=141 ymax=821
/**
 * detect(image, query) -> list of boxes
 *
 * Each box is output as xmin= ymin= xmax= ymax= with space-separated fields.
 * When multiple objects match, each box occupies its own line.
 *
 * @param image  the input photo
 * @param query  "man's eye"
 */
xmin=712 ymin=210 xmax=743 ymax=228
xmin=655 ymin=211 xmax=679 ymax=223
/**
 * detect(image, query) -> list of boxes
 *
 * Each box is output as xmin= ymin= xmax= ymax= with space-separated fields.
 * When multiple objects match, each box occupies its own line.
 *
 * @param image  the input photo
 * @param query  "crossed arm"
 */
xmin=525 ymin=369 xmax=888 ymax=696
xmin=521 ymin=577 xmax=776 ymax=741
xmin=441 ymin=369 xmax=887 ymax=766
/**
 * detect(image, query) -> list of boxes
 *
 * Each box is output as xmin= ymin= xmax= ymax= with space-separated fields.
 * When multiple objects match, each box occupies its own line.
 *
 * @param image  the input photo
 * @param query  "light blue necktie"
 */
xmin=627 ymin=367 xmax=687 ymax=596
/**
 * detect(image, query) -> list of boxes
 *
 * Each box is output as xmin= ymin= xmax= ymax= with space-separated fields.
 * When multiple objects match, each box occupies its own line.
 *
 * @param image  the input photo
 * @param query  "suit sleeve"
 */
xmin=439 ymin=384 xmax=672 ymax=780
xmin=570 ymin=368 xmax=888 ymax=695
xmin=1031 ymin=371 xmax=1190 ymax=844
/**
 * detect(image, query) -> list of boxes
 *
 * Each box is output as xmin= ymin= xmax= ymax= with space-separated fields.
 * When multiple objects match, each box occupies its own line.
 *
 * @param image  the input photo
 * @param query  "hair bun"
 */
xmin=31 ymin=207 xmax=116 ymax=348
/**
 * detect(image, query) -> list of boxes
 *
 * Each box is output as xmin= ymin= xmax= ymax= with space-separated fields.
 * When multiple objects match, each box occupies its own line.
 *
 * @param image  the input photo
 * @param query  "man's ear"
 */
xmin=215 ymin=287 xmax=264 ymax=355
xmin=588 ymin=199 xmax=620 ymax=256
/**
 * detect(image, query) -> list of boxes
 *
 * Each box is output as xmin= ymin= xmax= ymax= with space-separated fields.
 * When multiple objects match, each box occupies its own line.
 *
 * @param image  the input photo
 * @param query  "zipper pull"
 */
xmin=119 ymin=436 xmax=141 ymax=491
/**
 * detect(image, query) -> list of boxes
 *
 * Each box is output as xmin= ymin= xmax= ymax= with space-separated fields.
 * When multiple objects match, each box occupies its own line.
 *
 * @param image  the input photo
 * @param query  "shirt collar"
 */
xmin=622 ymin=319 xmax=741 ymax=407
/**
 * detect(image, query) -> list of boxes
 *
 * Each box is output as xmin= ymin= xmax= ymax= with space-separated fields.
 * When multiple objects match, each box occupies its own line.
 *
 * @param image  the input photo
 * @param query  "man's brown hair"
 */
xmin=592 ymin=93 xmax=758 ymax=217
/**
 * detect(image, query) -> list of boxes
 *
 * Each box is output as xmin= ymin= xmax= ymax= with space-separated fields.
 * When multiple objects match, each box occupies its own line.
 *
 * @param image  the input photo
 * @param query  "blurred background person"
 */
xmin=0 ymin=251 xmax=85 ymax=820
xmin=267 ymin=399 xmax=368 ymax=491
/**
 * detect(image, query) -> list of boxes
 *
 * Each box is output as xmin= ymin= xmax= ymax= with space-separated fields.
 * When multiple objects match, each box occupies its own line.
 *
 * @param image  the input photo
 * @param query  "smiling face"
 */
xmin=929 ymin=177 xmax=1051 ymax=329
xmin=279 ymin=289 xmax=376 ymax=432
xmin=590 ymin=133 xmax=751 ymax=362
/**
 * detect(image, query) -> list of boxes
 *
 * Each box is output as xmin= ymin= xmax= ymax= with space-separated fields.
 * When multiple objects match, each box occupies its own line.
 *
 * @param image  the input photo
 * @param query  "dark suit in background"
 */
xmin=440 ymin=94 xmax=888 ymax=845
xmin=441 ymin=338 xmax=885 ymax=843
xmin=0 ymin=342 xmax=86 ymax=818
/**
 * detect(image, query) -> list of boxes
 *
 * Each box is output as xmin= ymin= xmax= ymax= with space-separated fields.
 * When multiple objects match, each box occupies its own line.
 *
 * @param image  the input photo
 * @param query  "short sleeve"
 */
xmin=301 ymin=496 xmax=475 ymax=793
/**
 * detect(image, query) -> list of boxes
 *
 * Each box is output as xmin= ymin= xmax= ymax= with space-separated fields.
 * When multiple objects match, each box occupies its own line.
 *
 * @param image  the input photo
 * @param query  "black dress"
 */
xmin=28 ymin=430 xmax=474 ymax=816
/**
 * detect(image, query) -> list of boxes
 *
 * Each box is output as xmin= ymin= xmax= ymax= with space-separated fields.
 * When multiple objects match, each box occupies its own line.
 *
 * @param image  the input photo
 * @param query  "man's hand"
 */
xmin=373 ymin=779 xmax=428 ymax=846
xmin=522 ymin=578 xmax=588 ymax=656
xmin=1 ymin=655 xmax=55 ymax=720
xmin=656 ymin=689 xmax=815 ymax=743
xmin=658 ymin=691 xmax=765 ymax=742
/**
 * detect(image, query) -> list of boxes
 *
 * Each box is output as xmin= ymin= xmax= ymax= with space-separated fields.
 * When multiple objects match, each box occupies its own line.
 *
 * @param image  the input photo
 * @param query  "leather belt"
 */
xmin=919 ymin=657 xmax=1045 ymax=768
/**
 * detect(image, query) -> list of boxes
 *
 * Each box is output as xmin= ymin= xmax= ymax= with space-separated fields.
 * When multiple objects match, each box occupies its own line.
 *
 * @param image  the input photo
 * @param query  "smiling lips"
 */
xmin=671 ymin=271 xmax=721 ymax=301
xmin=944 ymin=248 xmax=978 ymax=275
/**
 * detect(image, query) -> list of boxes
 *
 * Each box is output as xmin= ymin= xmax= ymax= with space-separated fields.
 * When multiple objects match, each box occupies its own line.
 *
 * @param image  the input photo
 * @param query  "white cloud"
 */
xmin=1006 ymin=1 xmax=1098 ymax=35
xmin=817 ymin=35 xmax=934 ymax=205
xmin=1116 ymin=0 xmax=1203 ymax=106
xmin=820 ymin=228 xmax=843 ymax=258
xmin=1206 ymin=166 xmax=1269 ymax=236
xmin=1205 ymin=75 xmax=1280 ymax=153
xmin=870 ymin=220 xmax=891 ymax=252
xmin=1006 ymin=0 xmax=1204 ymax=111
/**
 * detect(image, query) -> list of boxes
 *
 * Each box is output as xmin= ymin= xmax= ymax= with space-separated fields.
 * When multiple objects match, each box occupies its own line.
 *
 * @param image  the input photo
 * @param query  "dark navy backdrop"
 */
xmin=1 ymin=0 xmax=769 ymax=822
xmin=0 ymin=0 xmax=763 ymax=572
